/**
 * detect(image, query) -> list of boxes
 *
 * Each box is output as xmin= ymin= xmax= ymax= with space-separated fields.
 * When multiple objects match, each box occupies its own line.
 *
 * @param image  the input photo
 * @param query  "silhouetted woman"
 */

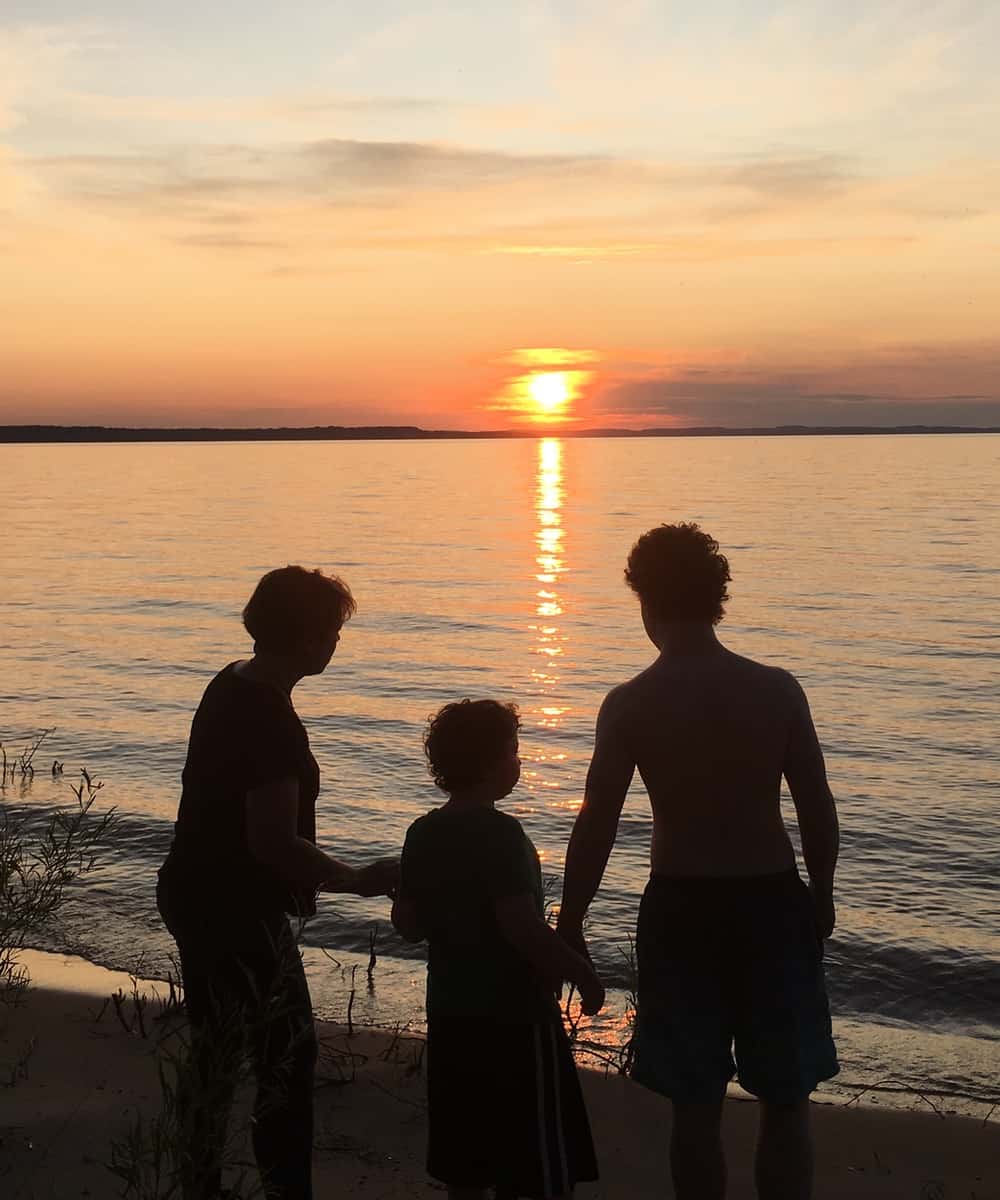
xmin=157 ymin=566 xmax=398 ymax=1200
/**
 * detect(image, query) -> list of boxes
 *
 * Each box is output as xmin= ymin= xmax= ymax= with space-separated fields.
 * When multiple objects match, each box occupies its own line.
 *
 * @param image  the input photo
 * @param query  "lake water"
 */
xmin=2 ymin=434 xmax=998 ymax=1115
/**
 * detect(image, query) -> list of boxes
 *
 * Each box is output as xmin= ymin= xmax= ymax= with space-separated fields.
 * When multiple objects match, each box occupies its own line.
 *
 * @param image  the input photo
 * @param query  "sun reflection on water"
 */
xmin=519 ymin=437 xmax=583 ymax=815
xmin=530 ymin=438 xmax=569 ymax=732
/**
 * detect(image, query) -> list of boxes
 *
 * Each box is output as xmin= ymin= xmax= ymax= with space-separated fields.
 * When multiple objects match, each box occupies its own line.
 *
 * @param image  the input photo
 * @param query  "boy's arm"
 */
xmin=390 ymin=835 xmax=426 ymax=943
xmin=390 ymin=893 xmax=425 ymax=943
xmin=783 ymin=676 xmax=839 ymax=938
xmin=557 ymin=690 xmax=635 ymax=954
xmin=494 ymin=893 xmax=605 ymax=1015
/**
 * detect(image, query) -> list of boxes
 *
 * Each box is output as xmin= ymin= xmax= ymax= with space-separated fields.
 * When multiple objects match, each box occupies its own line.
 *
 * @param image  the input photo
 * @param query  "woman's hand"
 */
xmin=355 ymin=858 xmax=400 ymax=897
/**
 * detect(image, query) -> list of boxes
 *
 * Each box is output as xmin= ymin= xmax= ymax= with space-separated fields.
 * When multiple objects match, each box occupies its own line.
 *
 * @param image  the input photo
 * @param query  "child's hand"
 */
xmin=391 ymin=893 xmax=426 ymax=943
xmin=577 ymin=970 xmax=605 ymax=1017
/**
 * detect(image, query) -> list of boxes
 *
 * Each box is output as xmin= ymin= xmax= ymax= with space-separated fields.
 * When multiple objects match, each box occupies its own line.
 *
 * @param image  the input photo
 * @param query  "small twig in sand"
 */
xmin=346 ymin=965 xmax=358 ymax=1037
xmin=367 ymin=924 xmax=378 ymax=991
xmin=319 ymin=946 xmax=343 ymax=970
xmin=316 ymin=1033 xmax=366 ymax=1086
xmin=842 ymin=1078 xmax=947 ymax=1119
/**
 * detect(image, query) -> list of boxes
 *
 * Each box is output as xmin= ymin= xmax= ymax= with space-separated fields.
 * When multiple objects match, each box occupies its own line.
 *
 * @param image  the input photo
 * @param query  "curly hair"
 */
xmin=625 ymin=523 xmax=731 ymax=624
xmin=242 ymin=565 xmax=356 ymax=654
xmin=424 ymin=699 xmax=521 ymax=793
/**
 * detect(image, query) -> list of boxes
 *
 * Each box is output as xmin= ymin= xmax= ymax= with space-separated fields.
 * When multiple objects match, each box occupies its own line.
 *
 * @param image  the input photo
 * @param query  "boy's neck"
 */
xmin=443 ymin=786 xmax=501 ymax=811
xmin=652 ymin=621 xmax=723 ymax=658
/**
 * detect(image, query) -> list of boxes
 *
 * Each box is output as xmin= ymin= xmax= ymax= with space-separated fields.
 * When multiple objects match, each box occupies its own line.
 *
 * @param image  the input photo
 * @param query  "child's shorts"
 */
xmin=426 ymin=1011 xmax=598 ymax=1198
xmin=631 ymin=869 xmax=839 ymax=1105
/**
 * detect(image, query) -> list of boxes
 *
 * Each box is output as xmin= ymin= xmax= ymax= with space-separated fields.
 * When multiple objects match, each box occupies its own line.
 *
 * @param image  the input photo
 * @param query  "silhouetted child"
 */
xmin=392 ymin=699 xmax=602 ymax=1200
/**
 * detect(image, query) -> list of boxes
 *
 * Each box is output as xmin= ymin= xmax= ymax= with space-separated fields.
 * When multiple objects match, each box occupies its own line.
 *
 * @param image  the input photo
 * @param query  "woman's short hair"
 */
xmin=625 ymin=523 xmax=731 ymax=624
xmin=242 ymin=566 xmax=356 ymax=654
xmin=424 ymin=699 xmax=520 ymax=793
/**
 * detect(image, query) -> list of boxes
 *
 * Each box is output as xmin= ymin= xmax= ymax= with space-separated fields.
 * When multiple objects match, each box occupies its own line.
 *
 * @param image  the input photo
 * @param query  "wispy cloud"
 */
xmin=170 ymin=232 xmax=287 ymax=250
xmin=62 ymin=89 xmax=455 ymax=127
xmin=22 ymin=138 xmax=881 ymax=260
xmin=30 ymin=138 xmax=604 ymax=197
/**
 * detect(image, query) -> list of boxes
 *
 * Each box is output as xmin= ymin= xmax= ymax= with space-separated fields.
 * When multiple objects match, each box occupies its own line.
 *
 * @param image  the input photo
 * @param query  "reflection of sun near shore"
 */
xmin=522 ymin=438 xmax=577 ymax=811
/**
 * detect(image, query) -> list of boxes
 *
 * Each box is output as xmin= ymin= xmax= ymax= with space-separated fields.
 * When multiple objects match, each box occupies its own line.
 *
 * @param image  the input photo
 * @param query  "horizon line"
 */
xmin=2 ymin=422 xmax=1000 ymax=444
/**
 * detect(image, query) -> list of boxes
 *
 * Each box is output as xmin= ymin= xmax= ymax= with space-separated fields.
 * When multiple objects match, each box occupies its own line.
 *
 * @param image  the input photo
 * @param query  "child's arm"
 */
xmin=494 ymin=893 xmax=605 ymax=1015
xmin=391 ymin=891 xmax=426 ymax=943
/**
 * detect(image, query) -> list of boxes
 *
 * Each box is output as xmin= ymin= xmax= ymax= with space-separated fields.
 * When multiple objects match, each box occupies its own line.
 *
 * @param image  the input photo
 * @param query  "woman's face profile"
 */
xmin=303 ymin=624 xmax=342 ymax=675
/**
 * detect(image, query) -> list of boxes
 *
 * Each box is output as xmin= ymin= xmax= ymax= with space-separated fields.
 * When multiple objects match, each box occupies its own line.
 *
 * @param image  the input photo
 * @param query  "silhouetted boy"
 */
xmin=392 ymin=699 xmax=601 ymax=1200
xmin=557 ymin=523 xmax=840 ymax=1200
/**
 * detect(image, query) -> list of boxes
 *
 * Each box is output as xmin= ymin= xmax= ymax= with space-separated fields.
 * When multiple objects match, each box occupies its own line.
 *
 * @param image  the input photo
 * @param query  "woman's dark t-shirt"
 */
xmin=159 ymin=663 xmax=319 ymax=923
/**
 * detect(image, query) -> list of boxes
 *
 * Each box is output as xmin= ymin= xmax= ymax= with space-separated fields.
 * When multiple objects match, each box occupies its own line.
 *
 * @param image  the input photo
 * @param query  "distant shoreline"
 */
xmin=2 ymin=423 xmax=999 ymax=444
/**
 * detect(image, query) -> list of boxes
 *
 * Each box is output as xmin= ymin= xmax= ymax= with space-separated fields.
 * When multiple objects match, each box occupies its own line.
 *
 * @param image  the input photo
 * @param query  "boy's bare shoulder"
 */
xmin=603 ymin=653 xmax=804 ymax=711
xmin=598 ymin=673 xmax=648 ymax=719
xmin=724 ymin=653 xmax=808 ymax=711
xmin=728 ymin=650 xmax=800 ymax=682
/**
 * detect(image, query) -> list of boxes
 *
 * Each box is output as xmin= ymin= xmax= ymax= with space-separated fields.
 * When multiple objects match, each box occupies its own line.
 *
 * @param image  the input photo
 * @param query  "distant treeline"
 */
xmin=1 ymin=424 xmax=999 ymax=444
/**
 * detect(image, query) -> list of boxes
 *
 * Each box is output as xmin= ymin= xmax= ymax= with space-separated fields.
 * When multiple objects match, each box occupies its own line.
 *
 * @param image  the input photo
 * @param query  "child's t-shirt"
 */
xmin=401 ymin=805 xmax=555 ymax=1023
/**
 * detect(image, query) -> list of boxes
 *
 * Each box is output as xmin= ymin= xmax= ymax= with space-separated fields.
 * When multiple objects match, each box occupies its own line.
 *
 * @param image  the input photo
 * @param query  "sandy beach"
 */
xmin=1 ymin=950 xmax=997 ymax=1199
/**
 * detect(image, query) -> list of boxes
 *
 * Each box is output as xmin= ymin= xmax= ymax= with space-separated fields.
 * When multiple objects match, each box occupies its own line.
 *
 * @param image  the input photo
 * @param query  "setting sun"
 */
xmin=529 ymin=372 xmax=571 ymax=415
xmin=490 ymin=350 xmax=598 ymax=423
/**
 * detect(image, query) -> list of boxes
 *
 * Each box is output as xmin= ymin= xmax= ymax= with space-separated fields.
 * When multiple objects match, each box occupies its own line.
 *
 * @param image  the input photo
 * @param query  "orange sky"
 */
xmin=2 ymin=6 xmax=999 ymax=429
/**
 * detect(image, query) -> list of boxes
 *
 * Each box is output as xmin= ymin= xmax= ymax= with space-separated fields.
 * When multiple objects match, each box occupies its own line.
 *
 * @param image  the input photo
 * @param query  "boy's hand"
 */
xmin=555 ymin=920 xmax=590 ymax=964
xmin=576 ymin=970 xmax=605 ymax=1017
xmin=554 ymin=922 xmax=593 ymax=1002
xmin=808 ymin=881 xmax=836 ymax=939
xmin=356 ymin=858 xmax=400 ymax=897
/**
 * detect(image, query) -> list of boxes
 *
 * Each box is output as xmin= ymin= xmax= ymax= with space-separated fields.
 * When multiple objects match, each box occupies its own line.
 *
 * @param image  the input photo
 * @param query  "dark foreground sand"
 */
xmin=2 ymin=951 xmax=998 ymax=1199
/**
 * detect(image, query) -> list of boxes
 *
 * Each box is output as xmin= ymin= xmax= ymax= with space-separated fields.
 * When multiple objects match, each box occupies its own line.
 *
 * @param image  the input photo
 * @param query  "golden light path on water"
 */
xmin=521 ymin=438 xmax=576 ymax=838
xmin=524 ymin=441 xmax=631 ymax=1048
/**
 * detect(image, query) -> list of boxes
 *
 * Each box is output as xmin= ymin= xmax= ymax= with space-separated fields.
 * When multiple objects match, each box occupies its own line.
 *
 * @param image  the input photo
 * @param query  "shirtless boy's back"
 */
xmin=608 ymin=647 xmax=825 ymax=879
xmin=557 ymin=524 xmax=840 ymax=1200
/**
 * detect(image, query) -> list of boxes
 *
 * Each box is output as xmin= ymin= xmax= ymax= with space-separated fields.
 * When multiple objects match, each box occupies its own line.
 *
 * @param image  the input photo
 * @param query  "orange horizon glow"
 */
xmin=1 ymin=11 xmax=998 ymax=430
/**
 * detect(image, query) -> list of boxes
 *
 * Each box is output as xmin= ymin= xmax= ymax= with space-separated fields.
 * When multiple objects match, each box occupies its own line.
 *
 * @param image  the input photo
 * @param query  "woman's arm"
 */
xmin=246 ymin=779 xmax=398 ymax=896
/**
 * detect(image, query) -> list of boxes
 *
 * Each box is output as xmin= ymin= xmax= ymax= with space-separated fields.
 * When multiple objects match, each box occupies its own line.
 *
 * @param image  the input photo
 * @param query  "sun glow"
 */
xmin=528 ymin=372 xmax=571 ymax=415
xmin=489 ymin=348 xmax=598 ymax=424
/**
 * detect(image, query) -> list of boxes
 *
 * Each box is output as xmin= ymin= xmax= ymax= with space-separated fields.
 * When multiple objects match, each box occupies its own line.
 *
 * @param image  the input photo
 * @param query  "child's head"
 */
xmin=424 ymin=699 xmax=521 ymax=798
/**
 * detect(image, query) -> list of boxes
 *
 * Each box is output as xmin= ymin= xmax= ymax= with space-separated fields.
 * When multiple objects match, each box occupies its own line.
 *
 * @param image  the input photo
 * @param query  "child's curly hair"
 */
xmin=625 ymin=522 xmax=731 ymax=624
xmin=424 ymin=699 xmax=520 ymax=793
